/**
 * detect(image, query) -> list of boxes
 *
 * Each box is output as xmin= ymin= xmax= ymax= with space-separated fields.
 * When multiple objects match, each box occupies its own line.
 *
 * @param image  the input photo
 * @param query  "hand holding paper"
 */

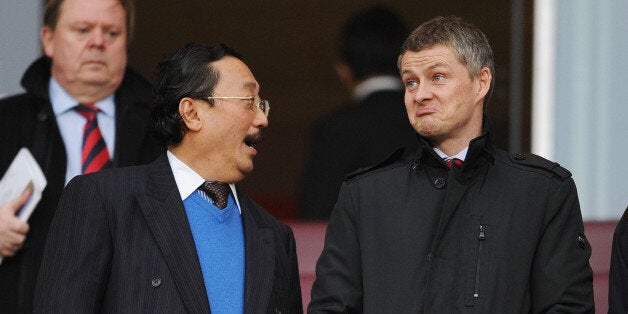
xmin=0 ymin=148 xmax=47 ymax=263
xmin=0 ymin=188 xmax=31 ymax=257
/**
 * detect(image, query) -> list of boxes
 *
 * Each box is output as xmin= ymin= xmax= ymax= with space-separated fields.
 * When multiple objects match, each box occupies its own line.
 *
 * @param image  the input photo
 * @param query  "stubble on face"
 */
xmin=400 ymin=45 xmax=483 ymax=149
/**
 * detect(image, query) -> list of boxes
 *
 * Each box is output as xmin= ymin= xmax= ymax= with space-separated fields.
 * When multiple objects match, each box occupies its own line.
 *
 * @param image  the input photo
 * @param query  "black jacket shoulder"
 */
xmin=504 ymin=151 xmax=572 ymax=180
xmin=345 ymin=147 xmax=408 ymax=180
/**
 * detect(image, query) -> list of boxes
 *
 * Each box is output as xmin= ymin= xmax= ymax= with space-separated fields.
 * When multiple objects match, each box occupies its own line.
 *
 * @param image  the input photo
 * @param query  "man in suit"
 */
xmin=609 ymin=207 xmax=628 ymax=313
xmin=34 ymin=43 xmax=303 ymax=313
xmin=308 ymin=16 xmax=593 ymax=312
xmin=298 ymin=5 xmax=418 ymax=220
xmin=0 ymin=0 xmax=161 ymax=312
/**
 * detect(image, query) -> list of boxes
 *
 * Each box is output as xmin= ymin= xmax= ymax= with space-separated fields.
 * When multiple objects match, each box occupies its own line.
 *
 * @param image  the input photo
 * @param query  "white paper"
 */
xmin=0 ymin=148 xmax=47 ymax=220
xmin=0 ymin=148 xmax=47 ymax=265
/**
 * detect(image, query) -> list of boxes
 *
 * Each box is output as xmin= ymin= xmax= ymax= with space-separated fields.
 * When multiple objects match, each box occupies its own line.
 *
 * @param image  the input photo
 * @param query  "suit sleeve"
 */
xmin=308 ymin=182 xmax=363 ymax=313
xmin=530 ymin=178 xmax=594 ymax=313
xmin=609 ymin=208 xmax=628 ymax=314
xmin=34 ymin=175 xmax=111 ymax=313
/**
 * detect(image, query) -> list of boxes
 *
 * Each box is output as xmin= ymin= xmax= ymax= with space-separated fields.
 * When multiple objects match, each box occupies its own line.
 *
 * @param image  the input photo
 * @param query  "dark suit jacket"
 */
xmin=34 ymin=155 xmax=303 ymax=313
xmin=0 ymin=57 xmax=163 ymax=313
xmin=298 ymin=89 xmax=419 ymax=220
xmin=609 ymin=207 xmax=628 ymax=313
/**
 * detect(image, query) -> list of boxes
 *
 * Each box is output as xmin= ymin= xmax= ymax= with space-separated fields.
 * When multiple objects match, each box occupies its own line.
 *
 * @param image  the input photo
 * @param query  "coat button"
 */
xmin=514 ymin=153 xmax=526 ymax=160
xmin=151 ymin=277 xmax=162 ymax=287
xmin=433 ymin=177 xmax=446 ymax=189
xmin=37 ymin=111 xmax=49 ymax=122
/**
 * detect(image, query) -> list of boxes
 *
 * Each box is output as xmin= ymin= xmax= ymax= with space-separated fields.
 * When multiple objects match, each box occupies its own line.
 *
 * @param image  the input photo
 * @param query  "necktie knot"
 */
xmin=445 ymin=158 xmax=464 ymax=169
xmin=200 ymin=181 xmax=230 ymax=209
xmin=75 ymin=103 xmax=100 ymax=121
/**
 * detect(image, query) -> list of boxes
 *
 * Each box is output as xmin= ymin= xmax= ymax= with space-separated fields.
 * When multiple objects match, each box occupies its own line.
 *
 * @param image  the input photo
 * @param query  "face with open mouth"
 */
xmin=194 ymin=56 xmax=269 ymax=183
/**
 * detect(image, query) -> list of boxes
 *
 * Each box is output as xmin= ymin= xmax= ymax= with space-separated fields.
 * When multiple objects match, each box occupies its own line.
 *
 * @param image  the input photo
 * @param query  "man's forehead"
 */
xmin=58 ymin=0 xmax=126 ymax=24
xmin=214 ymin=58 xmax=259 ymax=91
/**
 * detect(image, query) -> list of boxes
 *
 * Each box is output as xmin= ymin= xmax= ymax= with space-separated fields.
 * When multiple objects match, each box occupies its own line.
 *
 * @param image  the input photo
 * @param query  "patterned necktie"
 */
xmin=200 ymin=181 xmax=230 ymax=209
xmin=445 ymin=158 xmax=464 ymax=169
xmin=75 ymin=103 xmax=111 ymax=174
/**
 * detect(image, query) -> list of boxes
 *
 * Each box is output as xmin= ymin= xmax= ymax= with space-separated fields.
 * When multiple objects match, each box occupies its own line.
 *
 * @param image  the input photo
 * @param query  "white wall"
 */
xmin=0 ymin=2 xmax=42 ymax=98
xmin=534 ymin=0 xmax=628 ymax=221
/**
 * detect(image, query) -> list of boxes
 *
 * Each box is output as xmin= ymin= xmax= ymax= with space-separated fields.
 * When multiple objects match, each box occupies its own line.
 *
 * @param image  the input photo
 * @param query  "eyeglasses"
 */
xmin=204 ymin=95 xmax=270 ymax=117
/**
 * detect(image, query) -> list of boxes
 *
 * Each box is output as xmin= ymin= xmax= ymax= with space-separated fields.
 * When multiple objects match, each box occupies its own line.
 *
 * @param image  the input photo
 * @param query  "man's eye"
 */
xmin=434 ymin=74 xmax=445 ymax=82
xmin=405 ymin=80 xmax=417 ymax=88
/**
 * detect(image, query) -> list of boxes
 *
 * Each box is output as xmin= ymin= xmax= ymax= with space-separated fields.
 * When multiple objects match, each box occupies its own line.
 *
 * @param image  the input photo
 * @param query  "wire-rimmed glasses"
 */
xmin=205 ymin=95 xmax=270 ymax=117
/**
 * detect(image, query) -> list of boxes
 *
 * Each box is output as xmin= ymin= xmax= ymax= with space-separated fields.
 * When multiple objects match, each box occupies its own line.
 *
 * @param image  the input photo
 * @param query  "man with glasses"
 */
xmin=34 ymin=43 xmax=302 ymax=313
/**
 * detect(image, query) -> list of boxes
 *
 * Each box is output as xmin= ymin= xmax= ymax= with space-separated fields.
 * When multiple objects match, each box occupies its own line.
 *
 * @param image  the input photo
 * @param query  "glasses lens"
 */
xmin=261 ymin=100 xmax=270 ymax=117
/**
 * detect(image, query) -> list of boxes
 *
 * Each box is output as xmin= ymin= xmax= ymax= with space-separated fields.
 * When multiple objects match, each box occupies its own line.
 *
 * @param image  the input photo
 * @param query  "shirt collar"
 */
xmin=433 ymin=146 xmax=469 ymax=161
xmin=49 ymin=77 xmax=115 ymax=117
xmin=352 ymin=75 xmax=403 ymax=101
xmin=167 ymin=150 xmax=241 ymax=213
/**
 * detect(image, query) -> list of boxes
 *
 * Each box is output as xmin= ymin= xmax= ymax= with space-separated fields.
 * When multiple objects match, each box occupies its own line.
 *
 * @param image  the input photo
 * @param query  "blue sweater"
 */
xmin=184 ymin=191 xmax=245 ymax=313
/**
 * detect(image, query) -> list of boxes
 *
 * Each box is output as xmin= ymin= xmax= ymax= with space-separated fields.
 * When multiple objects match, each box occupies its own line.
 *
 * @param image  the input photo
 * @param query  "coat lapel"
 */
xmin=137 ymin=155 xmax=210 ymax=314
xmin=239 ymin=193 xmax=275 ymax=313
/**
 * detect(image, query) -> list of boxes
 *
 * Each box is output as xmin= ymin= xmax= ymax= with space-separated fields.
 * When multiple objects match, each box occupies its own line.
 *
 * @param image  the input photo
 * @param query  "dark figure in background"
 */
xmin=34 ymin=43 xmax=302 ymax=313
xmin=609 ymin=206 xmax=628 ymax=313
xmin=0 ymin=0 xmax=162 ymax=312
xmin=309 ymin=16 xmax=594 ymax=313
xmin=298 ymin=5 xmax=418 ymax=220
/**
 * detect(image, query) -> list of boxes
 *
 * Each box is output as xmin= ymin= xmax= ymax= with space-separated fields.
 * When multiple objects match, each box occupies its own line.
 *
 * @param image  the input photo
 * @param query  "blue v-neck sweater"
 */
xmin=184 ymin=191 xmax=245 ymax=313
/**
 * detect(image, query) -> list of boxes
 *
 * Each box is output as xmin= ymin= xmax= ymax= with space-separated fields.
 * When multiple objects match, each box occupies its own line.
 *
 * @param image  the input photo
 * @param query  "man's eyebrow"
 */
xmin=243 ymin=81 xmax=258 ymax=90
xmin=428 ymin=61 xmax=449 ymax=70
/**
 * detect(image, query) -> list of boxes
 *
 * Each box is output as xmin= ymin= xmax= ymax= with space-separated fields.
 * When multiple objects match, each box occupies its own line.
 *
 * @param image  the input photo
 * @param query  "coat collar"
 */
xmin=238 ymin=190 xmax=276 ymax=313
xmin=20 ymin=56 xmax=158 ymax=167
xmin=413 ymin=115 xmax=496 ymax=170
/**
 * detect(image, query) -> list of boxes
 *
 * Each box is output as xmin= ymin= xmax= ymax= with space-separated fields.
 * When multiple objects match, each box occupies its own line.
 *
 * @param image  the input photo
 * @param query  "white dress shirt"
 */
xmin=433 ymin=146 xmax=469 ymax=161
xmin=166 ymin=150 xmax=241 ymax=213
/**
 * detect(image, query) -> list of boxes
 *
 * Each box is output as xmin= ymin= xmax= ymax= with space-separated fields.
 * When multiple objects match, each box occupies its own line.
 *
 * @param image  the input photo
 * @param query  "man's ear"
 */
xmin=335 ymin=61 xmax=357 ymax=92
xmin=41 ymin=26 xmax=55 ymax=58
xmin=475 ymin=67 xmax=492 ymax=103
xmin=179 ymin=97 xmax=202 ymax=131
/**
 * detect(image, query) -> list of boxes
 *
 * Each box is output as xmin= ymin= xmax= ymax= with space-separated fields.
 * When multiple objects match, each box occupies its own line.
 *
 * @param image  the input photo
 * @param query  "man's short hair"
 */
xmin=399 ymin=16 xmax=495 ymax=107
xmin=43 ymin=0 xmax=136 ymax=42
xmin=340 ymin=5 xmax=408 ymax=80
xmin=152 ymin=43 xmax=243 ymax=147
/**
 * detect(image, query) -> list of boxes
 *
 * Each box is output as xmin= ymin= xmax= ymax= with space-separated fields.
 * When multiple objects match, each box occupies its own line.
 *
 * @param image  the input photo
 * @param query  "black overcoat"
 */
xmin=309 ymin=119 xmax=594 ymax=313
xmin=0 ymin=57 xmax=163 ymax=313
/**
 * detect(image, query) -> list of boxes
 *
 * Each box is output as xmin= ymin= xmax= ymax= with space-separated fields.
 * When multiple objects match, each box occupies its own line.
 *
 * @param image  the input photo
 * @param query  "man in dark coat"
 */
xmin=298 ymin=6 xmax=418 ymax=220
xmin=34 ymin=43 xmax=303 ymax=313
xmin=609 ymin=207 xmax=628 ymax=313
xmin=308 ymin=16 xmax=594 ymax=313
xmin=0 ymin=0 xmax=161 ymax=312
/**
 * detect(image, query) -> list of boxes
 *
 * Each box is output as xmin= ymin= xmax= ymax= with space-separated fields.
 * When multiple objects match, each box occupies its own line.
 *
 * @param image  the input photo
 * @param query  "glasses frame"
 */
xmin=204 ymin=95 xmax=270 ymax=117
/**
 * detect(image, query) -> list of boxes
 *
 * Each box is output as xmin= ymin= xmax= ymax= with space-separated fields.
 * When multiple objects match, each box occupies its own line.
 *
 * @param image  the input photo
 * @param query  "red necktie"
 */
xmin=75 ymin=103 xmax=111 ymax=174
xmin=445 ymin=158 xmax=464 ymax=169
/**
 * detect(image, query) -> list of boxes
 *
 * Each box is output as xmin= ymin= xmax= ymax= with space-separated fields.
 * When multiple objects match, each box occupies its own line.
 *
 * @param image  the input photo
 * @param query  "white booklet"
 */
xmin=0 ymin=148 xmax=47 ymax=264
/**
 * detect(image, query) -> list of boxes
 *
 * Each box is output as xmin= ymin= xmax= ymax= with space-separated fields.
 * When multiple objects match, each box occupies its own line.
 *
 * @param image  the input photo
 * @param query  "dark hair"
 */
xmin=340 ymin=5 xmax=408 ymax=80
xmin=43 ymin=0 xmax=136 ymax=42
xmin=152 ymin=43 xmax=243 ymax=147
xmin=399 ymin=16 xmax=495 ymax=108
